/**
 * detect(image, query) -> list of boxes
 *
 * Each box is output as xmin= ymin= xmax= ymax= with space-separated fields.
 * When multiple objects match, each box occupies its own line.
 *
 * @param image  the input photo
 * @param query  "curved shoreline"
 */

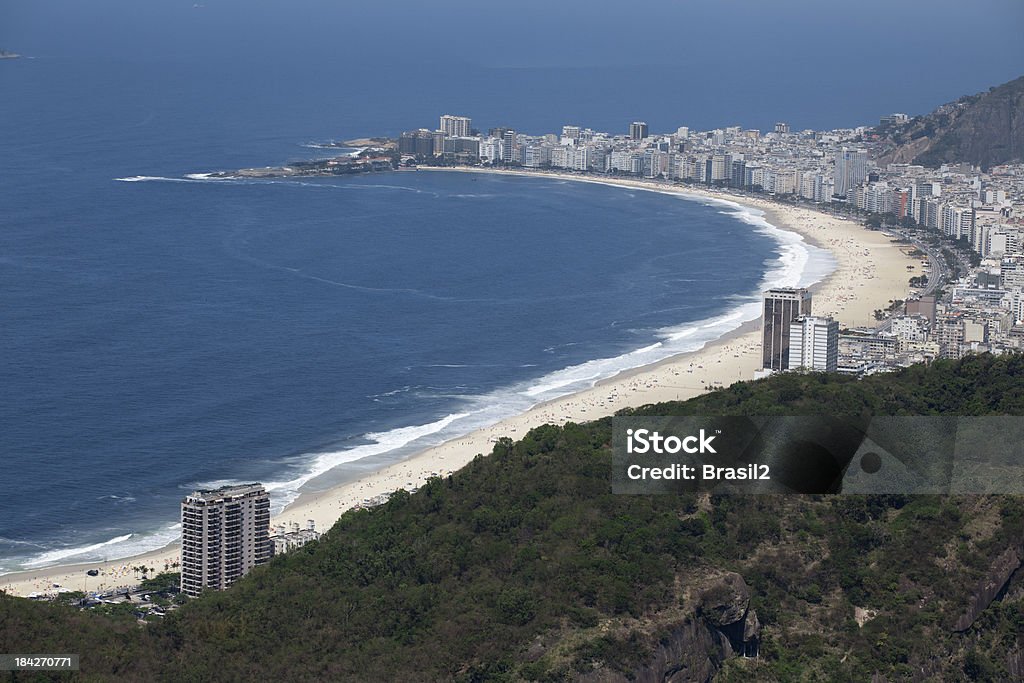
xmin=1 ymin=169 xmax=917 ymax=597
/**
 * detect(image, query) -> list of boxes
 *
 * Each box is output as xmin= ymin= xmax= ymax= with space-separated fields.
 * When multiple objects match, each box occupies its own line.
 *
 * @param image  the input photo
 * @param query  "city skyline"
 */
xmin=385 ymin=84 xmax=1024 ymax=373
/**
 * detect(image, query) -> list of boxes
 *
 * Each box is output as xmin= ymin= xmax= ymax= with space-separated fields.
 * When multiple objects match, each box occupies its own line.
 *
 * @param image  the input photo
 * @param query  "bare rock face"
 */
xmin=579 ymin=572 xmax=761 ymax=683
xmin=524 ymin=635 xmax=546 ymax=662
xmin=875 ymin=75 xmax=1024 ymax=170
xmin=698 ymin=573 xmax=750 ymax=628
xmin=1007 ymin=643 xmax=1024 ymax=681
xmin=743 ymin=609 xmax=760 ymax=643
xmin=953 ymin=546 xmax=1022 ymax=632
xmin=578 ymin=619 xmax=730 ymax=683
xmin=642 ymin=619 xmax=729 ymax=683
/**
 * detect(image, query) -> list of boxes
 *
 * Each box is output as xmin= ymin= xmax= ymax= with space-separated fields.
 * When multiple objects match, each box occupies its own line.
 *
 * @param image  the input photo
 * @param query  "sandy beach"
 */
xmin=1 ymin=168 xmax=917 ymax=598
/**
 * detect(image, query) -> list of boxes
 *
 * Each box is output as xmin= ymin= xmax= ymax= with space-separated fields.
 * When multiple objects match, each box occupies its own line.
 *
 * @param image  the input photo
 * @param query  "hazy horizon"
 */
xmin=3 ymin=0 xmax=1023 ymax=133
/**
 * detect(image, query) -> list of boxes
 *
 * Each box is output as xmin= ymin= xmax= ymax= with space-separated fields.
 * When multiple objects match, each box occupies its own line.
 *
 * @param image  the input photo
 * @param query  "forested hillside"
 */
xmin=2 ymin=354 xmax=1024 ymax=682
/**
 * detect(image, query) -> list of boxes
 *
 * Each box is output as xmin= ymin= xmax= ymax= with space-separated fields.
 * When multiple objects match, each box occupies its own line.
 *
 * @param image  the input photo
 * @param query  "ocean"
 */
xmin=0 ymin=38 xmax=834 ymax=574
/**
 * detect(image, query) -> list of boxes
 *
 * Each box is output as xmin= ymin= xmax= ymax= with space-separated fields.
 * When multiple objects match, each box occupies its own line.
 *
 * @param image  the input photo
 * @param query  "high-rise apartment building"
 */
xmin=934 ymin=315 xmax=966 ymax=359
xmin=730 ymin=159 xmax=747 ymax=187
xmin=629 ymin=121 xmax=649 ymax=140
xmin=431 ymin=130 xmax=446 ymax=157
xmin=762 ymin=288 xmax=812 ymax=370
xmin=710 ymin=154 xmax=730 ymax=182
xmin=181 ymin=483 xmax=271 ymax=597
xmin=1000 ymin=257 xmax=1024 ymax=290
xmin=502 ymin=129 xmax=517 ymax=162
xmin=521 ymin=144 xmax=551 ymax=168
xmin=787 ymin=316 xmax=839 ymax=371
xmin=398 ymin=129 xmax=435 ymax=157
xmin=774 ymin=122 xmax=790 ymax=134
xmin=834 ymin=148 xmax=868 ymax=198
xmin=941 ymin=205 xmax=974 ymax=240
xmin=439 ymin=114 xmax=472 ymax=138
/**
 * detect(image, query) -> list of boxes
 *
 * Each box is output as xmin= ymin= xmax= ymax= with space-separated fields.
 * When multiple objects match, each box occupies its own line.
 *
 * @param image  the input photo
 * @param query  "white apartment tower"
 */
xmin=181 ymin=483 xmax=271 ymax=597
xmin=834 ymin=147 xmax=868 ymax=198
xmin=439 ymin=114 xmax=472 ymax=138
xmin=762 ymin=288 xmax=813 ymax=371
xmin=788 ymin=316 xmax=839 ymax=372
xmin=502 ymin=129 xmax=517 ymax=162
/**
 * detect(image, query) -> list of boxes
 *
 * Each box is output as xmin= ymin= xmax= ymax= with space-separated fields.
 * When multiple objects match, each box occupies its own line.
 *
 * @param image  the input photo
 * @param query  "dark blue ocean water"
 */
xmin=0 ymin=22 xmax=839 ymax=571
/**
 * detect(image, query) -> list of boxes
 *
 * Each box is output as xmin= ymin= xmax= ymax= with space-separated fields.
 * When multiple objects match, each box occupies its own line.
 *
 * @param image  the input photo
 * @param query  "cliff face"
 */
xmin=579 ymin=573 xmax=761 ymax=683
xmin=876 ymin=75 xmax=1024 ymax=169
xmin=579 ymin=619 xmax=727 ymax=683
xmin=953 ymin=545 xmax=1022 ymax=632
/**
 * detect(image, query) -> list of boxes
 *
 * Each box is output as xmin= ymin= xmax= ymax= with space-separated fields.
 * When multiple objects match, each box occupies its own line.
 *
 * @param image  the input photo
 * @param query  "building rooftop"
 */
xmin=184 ymin=483 xmax=267 ymax=504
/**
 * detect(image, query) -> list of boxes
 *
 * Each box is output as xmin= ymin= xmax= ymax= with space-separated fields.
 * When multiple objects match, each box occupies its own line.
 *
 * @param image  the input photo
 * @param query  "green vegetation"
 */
xmin=2 ymin=355 xmax=1024 ymax=681
xmin=137 ymin=572 xmax=179 ymax=593
xmin=872 ymin=299 xmax=904 ymax=321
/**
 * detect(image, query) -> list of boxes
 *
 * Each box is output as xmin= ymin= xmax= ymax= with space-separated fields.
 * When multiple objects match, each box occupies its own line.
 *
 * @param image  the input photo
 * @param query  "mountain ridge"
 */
xmin=874 ymin=75 xmax=1024 ymax=169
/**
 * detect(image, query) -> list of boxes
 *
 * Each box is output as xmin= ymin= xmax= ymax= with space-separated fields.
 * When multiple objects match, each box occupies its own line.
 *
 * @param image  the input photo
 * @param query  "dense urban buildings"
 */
xmin=180 ymin=483 xmax=271 ymax=597
xmin=761 ymin=288 xmax=813 ymax=371
xmin=392 ymin=110 xmax=1024 ymax=373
